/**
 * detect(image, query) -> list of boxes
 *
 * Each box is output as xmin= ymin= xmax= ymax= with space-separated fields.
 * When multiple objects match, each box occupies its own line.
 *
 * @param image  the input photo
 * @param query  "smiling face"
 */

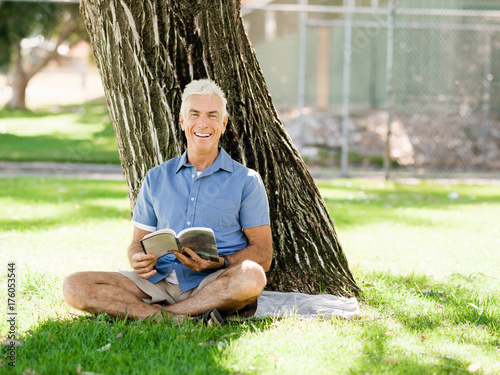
xmin=180 ymin=94 xmax=228 ymax=160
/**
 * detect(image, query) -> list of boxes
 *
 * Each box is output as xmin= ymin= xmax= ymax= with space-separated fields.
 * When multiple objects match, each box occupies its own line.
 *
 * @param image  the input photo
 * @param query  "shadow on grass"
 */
xmin=0 ymin=177 xmax=130 ymax=231
xmin=0 ymin=97 xmax=110 ymax=122
xmin=0 ymin=204 xmax=128 ymax=232
xmin=0 ymin=98 xmax=119 ymax=164
xmin=0 ymin=177 xmax=127 ymax=202
xmin=0 ymin=108 xmax=68 ymax=119
xmin=9 ymin=314 xmax=253 ymax=375
xmin=0 ymin=134 xmax=120 ymax=164
xmin=348 ymin=320 xmax=473 ymax=374
xmin=6 ymin=266 xmax=498 ymax=374
xmin=358 ymin=270 xmax=500 ymax=346
xmin=318 ymin=180 xmax=500 ymax=228
xmin=342 ymin=268 xmax=500 ymax=374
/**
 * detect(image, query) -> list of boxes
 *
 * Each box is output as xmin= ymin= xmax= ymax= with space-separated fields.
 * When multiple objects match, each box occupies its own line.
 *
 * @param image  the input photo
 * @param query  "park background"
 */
xmin=2 ymin=0 xmax=500 ymax=179
xmin=1 ymin=0 xmax=500 ymax=374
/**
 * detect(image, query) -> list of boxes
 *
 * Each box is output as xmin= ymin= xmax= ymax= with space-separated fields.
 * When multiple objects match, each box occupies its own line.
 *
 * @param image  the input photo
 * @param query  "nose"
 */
xmin=199 ymin=115 xmax=208 ymax=128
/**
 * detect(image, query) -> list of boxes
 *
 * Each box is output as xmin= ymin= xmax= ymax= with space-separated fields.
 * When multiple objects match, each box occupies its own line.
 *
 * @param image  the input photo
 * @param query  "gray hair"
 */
xmin=180 ymin=79 xmax=228 ymax=119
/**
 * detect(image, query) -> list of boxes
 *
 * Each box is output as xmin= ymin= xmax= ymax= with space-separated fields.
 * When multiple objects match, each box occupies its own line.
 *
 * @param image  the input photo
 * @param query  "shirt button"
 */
xmin=191 ymin=197 xmax=194 ymax=201
xmin=191 ymin=174 xmax=195 ymax=178
xmin=187 ymin=221 xmax=191 ymax=225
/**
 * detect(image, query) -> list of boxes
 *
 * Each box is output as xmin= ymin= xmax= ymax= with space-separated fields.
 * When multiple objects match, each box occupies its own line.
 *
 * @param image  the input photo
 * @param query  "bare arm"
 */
xmin=175 ymin=224 xmax=273 ymax=272
xmin=230 ymin=224 xmax=273 ymax=271
xmin=128 ymin=226 xmax=158 ymax=279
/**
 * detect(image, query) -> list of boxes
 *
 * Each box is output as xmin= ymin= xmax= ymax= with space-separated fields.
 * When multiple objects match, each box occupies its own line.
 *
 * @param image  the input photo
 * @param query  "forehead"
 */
xmin=185 ymin=94 xmax=223 ymax=113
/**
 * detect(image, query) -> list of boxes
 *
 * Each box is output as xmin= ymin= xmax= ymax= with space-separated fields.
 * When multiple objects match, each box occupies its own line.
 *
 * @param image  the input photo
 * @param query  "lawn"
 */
xmin=0 ymin=176 xmax=499 ymax=374
xmin=0 ymin=100 xmax=120 ymax=164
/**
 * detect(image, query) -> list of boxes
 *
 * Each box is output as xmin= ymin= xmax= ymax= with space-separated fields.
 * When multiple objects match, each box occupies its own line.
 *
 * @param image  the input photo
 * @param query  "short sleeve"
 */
xmin=132 ymin=172 xmax=158 ymax=232
xmin=239 ymin=172 xmax=270 ymax=229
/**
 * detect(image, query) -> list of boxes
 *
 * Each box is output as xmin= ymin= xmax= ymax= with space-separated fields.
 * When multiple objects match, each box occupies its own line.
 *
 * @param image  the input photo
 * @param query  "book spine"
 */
xmin=140 ymin=240 xmax=147 ymax=254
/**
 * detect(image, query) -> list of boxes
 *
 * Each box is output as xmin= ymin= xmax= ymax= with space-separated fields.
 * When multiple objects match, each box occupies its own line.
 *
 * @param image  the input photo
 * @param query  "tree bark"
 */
xmin=80 ymin=0 xmax=359 ymax=296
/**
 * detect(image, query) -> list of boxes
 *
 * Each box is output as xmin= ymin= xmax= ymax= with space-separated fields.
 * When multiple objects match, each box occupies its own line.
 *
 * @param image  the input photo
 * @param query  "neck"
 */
xmin=186 ymin=148 xmax=220 ymax=172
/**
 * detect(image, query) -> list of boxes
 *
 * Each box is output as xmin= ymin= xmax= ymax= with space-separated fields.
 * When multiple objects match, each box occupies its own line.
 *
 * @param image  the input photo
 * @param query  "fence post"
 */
xmin=384 ymin=0 xmax=396 ymax=180
xmin=341 ymin=0 xmax=354 ymax=177
xmin=297 ymin=0 xmax=308 ymax=155
xmin=481 ymin=32 xmax=492 ymax=170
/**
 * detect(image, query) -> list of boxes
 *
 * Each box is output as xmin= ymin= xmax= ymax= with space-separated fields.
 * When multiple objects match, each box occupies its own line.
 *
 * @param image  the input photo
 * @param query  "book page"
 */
xmin=178 ymin=227 xmax=218 ymax=262
xmin=142 ymin=228 xmax=176 ymax=240
xmin=141 ymin=232 xmax=179 ymax=258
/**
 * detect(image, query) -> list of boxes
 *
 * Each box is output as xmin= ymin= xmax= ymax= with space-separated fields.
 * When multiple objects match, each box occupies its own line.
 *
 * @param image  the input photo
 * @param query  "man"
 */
xmin=63 ymin=79 xmax=273 ymax=323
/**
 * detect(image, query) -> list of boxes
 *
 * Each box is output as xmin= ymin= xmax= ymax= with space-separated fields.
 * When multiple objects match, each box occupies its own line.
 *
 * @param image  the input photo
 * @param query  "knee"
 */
xmin=235 ymin=260 xmax=267 ymax=297
xmin=62 ymin=272 xmax=87 ymax=308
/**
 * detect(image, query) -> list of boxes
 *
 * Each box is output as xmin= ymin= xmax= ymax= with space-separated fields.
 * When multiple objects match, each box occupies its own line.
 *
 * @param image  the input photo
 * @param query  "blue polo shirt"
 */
xmin=132 ymin=148 xmax=270 ymax=292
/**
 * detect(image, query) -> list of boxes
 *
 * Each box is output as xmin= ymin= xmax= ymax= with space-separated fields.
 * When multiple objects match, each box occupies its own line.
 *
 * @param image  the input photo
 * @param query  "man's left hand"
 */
xmin=172 ymin=248 xmax=223 ymax=272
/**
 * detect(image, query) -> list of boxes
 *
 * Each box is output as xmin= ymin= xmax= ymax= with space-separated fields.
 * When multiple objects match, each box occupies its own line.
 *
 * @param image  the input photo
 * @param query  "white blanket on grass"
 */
xmin=253 ymin=291 xmax=360 ymax=319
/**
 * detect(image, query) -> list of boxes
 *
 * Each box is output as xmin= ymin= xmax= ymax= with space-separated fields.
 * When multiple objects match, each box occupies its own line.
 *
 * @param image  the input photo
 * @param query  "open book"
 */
xmin=140 ymin=227 xmax=219 ymax=262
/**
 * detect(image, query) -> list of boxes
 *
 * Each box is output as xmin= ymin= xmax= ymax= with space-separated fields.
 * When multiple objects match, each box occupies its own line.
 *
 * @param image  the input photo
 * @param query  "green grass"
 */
xmin=0 ymin=177 xmax=499 ymax=374
xmin=0 ymin=100 xmax=120 ymax=164
xmin=318 ymin=179 xmax=500 ymax=279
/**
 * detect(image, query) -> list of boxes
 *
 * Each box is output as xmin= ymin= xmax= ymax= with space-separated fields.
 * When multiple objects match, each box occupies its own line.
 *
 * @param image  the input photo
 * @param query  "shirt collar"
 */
xmin=175 ymin=147 xmax=234 ymax=174
xmin=176 ymin=151 xmax=189 ymax=173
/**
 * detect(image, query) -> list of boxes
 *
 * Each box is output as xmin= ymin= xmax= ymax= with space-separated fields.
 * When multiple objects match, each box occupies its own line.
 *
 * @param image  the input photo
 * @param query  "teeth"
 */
xmin=195 ymin=133 xmax=211 ymax=138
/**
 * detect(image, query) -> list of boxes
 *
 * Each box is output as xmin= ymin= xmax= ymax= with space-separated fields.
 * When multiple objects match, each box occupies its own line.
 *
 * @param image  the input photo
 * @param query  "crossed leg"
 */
xmin=62 ymin=260 xmax=266 ymax=320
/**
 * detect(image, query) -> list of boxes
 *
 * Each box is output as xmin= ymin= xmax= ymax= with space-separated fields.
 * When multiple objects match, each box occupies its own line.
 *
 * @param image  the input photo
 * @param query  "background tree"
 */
xmin=80 ymin=0 xmax=359 ymax=296
xmin=0 ymin=2 xmax=86 ymax=110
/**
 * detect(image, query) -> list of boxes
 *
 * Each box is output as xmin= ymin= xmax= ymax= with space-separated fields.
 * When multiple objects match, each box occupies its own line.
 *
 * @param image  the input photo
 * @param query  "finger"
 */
xmin=132 ymin=253 xmax=157 ymax=262
xmin=180 ymin=248 xmax=203 ymax=261
xmin=135 ymin=259 xmax=156 ymax=272
xmin=132 ymin=262 xmax=155 ymax=272
xmin=132 ymin=254 xmax=158 ymax=268
xmin=173 ymin=250 xmax=211 ymax=272
xmin=172 ymin=250 xmax=191 ymax=261
xmin=172 ymin=250 xmax=195 ymax=266
xmin=134 ymin=262 xmax=154 ymax=273
xmin=138 ymin=269 xmax=157 ymax=279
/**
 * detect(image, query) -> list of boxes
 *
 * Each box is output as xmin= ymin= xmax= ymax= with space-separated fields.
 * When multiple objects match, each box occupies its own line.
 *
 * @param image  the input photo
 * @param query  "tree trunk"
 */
xmin=80 ymin=0 xmax=359 ymax=296
xmin=6 ymin=17 xmax=79 ymax=110
xmin=7 ymin=43 xmax=28 ymax=110
xmin=8 ymin=76 xmax=28 ymax=110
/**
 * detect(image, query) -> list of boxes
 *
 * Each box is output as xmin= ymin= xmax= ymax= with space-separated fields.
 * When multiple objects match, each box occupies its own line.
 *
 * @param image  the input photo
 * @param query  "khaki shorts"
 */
xmin=119 ymin=269 xmax=226 ymax=305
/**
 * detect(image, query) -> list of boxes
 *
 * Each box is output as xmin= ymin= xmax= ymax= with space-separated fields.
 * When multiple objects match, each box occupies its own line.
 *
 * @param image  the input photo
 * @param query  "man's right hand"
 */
xmin=131 ymin=252 xmax=158 ymax=279
xmin=128 ymin=227 xmax=157 ymax=279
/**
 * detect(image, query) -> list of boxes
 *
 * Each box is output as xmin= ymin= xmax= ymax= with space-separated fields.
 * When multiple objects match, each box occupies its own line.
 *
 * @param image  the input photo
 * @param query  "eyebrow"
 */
xmin=188 ymin=109 xmax=220 ymax=116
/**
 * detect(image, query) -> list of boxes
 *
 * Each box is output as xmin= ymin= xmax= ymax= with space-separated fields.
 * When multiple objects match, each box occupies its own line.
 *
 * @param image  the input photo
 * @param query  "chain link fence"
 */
xmin=242 ymin=0 xmax=500 ymax=179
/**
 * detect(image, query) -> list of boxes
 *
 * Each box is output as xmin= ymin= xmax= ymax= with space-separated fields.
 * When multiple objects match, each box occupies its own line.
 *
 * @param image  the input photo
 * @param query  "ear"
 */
xmin=179 ymin=113 xmax=185 ymax=131
xmin=222 ymin=114 xmax=228 ymax=133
